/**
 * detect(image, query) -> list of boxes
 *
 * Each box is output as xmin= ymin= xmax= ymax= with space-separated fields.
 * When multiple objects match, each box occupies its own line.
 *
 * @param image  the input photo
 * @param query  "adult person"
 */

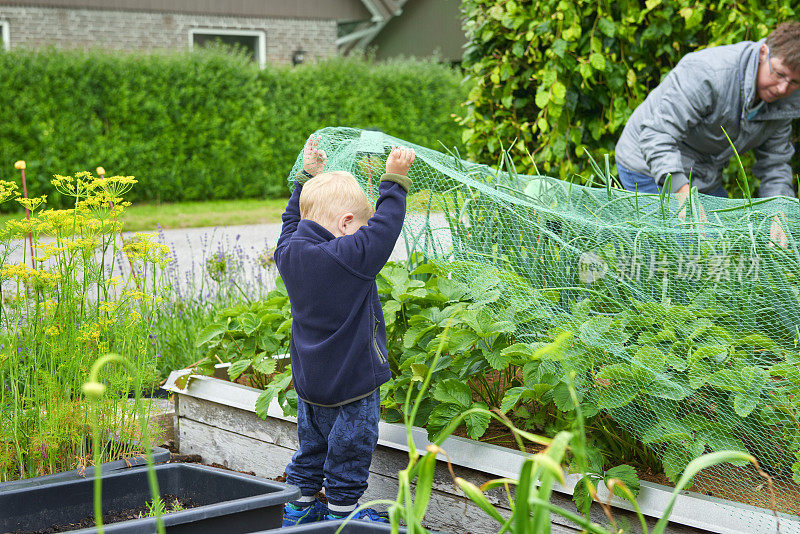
xmin=615 ymin=22 xmax=800 ymax=247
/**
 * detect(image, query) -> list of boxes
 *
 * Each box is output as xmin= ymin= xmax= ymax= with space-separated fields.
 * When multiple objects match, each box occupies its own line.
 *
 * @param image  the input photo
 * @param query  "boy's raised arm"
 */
xmin=275 ymin=137 xmax=327 ymax=254
xmin=333 ymin=147 xmax=415 ymax=277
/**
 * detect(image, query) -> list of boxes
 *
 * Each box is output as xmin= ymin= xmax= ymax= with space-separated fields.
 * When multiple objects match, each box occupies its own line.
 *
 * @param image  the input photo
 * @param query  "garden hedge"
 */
xmin=459 ymin=0 xmax=799 ymax=196
xmin=0 ymin=48 xmax=465 ymax=207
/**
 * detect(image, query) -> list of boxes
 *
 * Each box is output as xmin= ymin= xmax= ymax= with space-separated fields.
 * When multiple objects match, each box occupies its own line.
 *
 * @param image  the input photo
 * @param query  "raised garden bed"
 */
xmin=0 ymin=462 xmax=298 ymax=534
xmin=164 ymin=372 xmax=798 ymax=534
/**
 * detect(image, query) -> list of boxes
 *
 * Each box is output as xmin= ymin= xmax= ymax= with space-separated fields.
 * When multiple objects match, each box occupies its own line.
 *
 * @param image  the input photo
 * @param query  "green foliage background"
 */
xmin=0 ymin=48 xmax=465 ymax=207
xmin=459 ymin=0 xmax=799 ymax=196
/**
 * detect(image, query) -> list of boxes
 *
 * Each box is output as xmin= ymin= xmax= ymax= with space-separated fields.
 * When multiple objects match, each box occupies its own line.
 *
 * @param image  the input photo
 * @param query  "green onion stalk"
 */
xmin=83 ymin=353 xmax=164 ymax=534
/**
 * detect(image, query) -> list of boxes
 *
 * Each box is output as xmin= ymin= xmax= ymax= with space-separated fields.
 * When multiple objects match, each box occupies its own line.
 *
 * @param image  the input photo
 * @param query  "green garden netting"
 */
xmin=288 ymin=127 xmax=800 ymax=527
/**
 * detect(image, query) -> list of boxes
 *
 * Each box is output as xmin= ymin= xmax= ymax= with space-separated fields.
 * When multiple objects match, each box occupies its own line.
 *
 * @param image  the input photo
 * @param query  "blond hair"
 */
xmin=300 ymin=171 xmax=374 ymax=230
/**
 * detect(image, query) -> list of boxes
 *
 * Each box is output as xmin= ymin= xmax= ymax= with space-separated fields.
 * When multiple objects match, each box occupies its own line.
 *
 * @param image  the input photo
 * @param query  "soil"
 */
xmin=449 ymin=368 xmax=547 ymax=454
xmin=451 ymin=418 xmax=546 ymax=455
xmin=17 ymin=494 xmax=198 ymax=534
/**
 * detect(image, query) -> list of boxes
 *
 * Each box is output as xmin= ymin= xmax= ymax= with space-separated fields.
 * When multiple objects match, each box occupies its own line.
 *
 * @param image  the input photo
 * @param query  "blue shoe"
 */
xmin=283 ymin=500 xmax=328 ymax=526
xmin=325 ymin=507 xmax=389 ymax=523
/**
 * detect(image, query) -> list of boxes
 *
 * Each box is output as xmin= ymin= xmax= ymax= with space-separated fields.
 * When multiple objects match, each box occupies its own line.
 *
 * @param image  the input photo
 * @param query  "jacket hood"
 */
xmin=295 ymin=219 xmax=335 ymax=243
xmin=742 ymin=39 xmax=800 ymax=121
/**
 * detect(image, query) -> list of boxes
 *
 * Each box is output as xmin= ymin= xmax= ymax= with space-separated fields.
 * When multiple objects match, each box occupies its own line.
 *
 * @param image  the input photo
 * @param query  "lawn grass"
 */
xmin=0 ymin=191 xmax=441 ymax=232
xmin=120 ymin=198 xmax=288 ymax=231
xmin=0 ymin=198 xmax=289 ymax=232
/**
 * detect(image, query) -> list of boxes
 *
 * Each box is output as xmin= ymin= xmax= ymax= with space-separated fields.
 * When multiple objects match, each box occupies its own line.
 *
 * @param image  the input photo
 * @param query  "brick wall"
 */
xmin=0 ymin=5 xmax=338 ymax=64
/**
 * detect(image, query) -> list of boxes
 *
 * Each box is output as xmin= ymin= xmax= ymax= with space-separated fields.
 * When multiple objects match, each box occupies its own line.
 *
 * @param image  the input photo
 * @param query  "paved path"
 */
xmin=2 ymin=213 xmax=450 ymax=301
xmin=153 ymin=222 xmax=415 ymax=298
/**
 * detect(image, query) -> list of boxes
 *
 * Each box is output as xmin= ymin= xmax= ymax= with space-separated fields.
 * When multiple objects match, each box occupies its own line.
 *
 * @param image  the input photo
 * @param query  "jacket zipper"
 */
xmin=372 ymin=316 xmax=387 ymax=364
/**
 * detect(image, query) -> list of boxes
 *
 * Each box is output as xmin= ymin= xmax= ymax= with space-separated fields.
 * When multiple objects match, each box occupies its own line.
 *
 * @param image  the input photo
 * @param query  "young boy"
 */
xmin=274 ymin=137 xmax=415 ymax=525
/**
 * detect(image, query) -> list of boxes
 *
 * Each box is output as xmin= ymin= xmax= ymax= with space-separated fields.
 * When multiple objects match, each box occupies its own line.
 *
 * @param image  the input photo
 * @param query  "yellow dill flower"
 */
xmin=77 ymin=323 xmax=102 ymax=343
xmin=122 ymin=289 xmax=146 ymax=301
xmin=39 ymin=209 xmax=77 ymax=233
xmin=17 ymin=195 xmax=47 ymax=213
xmin=98 ymin=302 xmax=115 ymax=313
xmin=76 ymin=195 xmax=105 ymax=210
xmin=1 ymin=218 xmax=36 ymax=239
xmin=258 ymin=246 xmax=277 ymax=269
xmin=46 ymin=326 xmax=60 ymax=337
xmin=63 ymin=237 xmax=100 ymax=252
xmin=123 ymin=233 xmax=171 ymax=266
xmin=90 ymin=175 xmax=137 ymax=199
xmin=33 ymin=217 xmax=54 ymax=235
xmin=35 ymin=242 xmax=65 ymax=263
xmin=1 ymin=263 xmax=28 ymax=281
xmin=51 ymin=172 xmax=94 ymax=199
xmin=111 ymin=202 xmax=130 ymax=215
xmin=0 ymin=180 xmax=19 ymax=203
xmin=77 ymin=216 xmax=121 ymax=236
xmin=0 ymin=263 xmax=60 ymax=289
xmin=37 ymin=271 xmax=60 ymax=290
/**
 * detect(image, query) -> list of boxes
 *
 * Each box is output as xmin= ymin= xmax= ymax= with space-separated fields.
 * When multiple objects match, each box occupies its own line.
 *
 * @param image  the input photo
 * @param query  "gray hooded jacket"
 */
xmin=615 ymin=40 xmax=800 ymax=197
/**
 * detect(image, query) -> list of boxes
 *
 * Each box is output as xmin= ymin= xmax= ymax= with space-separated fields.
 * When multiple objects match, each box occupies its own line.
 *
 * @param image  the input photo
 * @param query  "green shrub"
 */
xmin=459 ymin=0 xmax=798 ymax=195
xmin=0 ymin=48 xmax=466 ymax=208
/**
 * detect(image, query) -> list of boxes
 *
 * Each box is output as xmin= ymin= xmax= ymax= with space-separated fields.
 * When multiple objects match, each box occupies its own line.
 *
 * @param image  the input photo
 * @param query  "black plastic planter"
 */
xmin=265 ymin=520 xmax=407 ymax=533
xmin=0 ymin=445 xmax=171 ymax=490
xmin=0 ymin=463 xmax=299 ymax=534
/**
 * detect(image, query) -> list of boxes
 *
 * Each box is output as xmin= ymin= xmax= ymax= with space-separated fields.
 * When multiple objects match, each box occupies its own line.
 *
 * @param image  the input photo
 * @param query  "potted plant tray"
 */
xmin=0 ymin=462 xmax=299 ymax=534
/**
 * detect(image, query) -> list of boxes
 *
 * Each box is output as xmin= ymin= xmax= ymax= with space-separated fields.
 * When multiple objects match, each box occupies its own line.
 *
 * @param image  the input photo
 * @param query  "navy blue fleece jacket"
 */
xmin=273 ymin=173 xmax=410 ymax=406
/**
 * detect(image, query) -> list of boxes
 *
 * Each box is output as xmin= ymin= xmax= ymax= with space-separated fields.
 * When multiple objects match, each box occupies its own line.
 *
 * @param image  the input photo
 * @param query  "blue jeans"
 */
xmin=617 ymin=163 xmax=728 ymax=198
xmin=285 ymin=389 xmax=380 ymax=507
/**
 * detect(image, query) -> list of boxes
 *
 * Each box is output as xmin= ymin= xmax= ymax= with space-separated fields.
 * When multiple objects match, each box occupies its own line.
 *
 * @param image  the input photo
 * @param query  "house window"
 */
xmin=189 ymin=29 xmax=266 ymax=68
xmin=0 ymin=21 xmax=9 ymax=51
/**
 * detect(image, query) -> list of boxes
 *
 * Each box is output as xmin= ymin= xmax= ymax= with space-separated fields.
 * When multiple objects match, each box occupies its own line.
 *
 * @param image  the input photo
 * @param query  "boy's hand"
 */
xmin=303 ymin=136 xmax=327 ymax=177
xmin=769 ymin=213 xmax=788 ymax=249
xmin=386 ymin=146 xmax=415 ymax=176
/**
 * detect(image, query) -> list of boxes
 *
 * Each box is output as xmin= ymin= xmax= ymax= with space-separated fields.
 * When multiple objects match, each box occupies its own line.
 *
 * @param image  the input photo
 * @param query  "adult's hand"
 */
xmin=675 ymin=184 xmax=789 ymax=248
xmin=674 ymin=183 xmax=707 ymax=224
xmin=769 ymin=213 xmax=789 ymax=248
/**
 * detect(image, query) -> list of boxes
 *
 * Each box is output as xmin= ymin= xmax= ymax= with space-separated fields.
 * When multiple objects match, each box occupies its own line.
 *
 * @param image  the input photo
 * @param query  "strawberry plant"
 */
xmin=188 ymin=256 xmax=800 ymax=494
xmin=180 ymin=278 xmax=296 ymax=416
